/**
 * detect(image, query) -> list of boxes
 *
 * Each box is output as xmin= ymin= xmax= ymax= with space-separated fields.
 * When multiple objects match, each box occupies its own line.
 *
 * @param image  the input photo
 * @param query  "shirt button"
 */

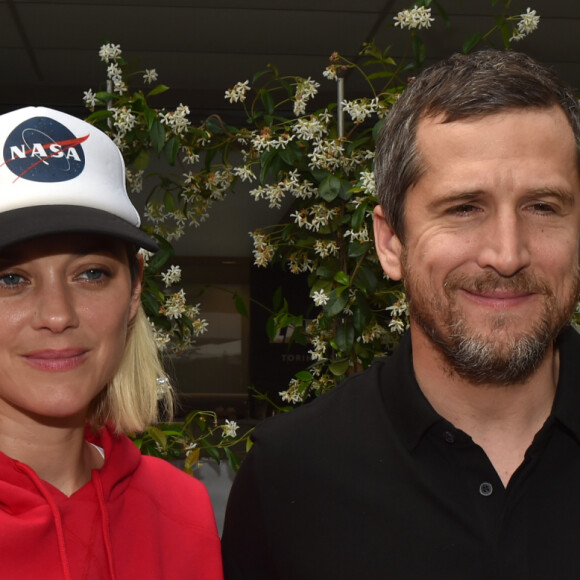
xmin=443 ymin=431 xmax=455 ymax=443
xmin=479 ymin=482 xmax=493 ymax=496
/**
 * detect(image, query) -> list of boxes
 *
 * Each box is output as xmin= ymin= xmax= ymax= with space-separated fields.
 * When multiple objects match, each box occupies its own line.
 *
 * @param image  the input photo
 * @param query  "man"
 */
xmin=221 ymin=50 xmax=580 ymax=579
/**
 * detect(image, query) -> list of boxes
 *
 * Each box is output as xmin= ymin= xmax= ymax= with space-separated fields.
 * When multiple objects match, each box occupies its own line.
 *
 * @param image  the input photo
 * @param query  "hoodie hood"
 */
xmin=0 ymin=427 xmax=140 ymax=580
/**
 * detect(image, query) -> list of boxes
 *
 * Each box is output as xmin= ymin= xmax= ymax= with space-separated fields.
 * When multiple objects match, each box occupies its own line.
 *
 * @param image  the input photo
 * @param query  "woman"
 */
xmin=0 ymin=107 xmax=223 ymax=579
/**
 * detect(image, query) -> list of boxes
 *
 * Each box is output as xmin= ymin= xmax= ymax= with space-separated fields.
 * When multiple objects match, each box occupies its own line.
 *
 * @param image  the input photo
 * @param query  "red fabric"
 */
xmin=0 ymin=427 xmax=224 ymax=579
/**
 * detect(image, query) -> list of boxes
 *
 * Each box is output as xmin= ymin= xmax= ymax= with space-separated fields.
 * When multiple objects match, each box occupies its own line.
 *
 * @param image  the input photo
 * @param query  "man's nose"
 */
xmin=476 ymin=213 xmax=531 ymax=276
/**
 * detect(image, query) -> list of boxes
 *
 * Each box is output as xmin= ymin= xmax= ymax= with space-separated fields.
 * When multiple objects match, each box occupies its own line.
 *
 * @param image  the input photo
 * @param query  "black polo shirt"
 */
xmin=222 ymin=326 xmax=580 ymax=580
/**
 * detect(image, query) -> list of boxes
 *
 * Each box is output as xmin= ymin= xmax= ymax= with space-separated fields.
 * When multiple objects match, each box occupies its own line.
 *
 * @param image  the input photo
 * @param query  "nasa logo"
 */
xmin=2 ymin=116 xmax=88 ymax=183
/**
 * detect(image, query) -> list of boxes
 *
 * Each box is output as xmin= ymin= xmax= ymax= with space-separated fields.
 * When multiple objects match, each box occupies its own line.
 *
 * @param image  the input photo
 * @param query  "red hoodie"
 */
xmin=0 ymin=427 xmax=224 ymax=579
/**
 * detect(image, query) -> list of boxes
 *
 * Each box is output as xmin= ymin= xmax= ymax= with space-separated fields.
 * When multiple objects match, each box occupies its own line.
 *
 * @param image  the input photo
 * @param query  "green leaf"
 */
xmin=234 ymin=293 xmax=249 ymax=317
xmin=266 ymin=315 xmax=277 ymax=341
xmin=260 ymin=90 xmax=275 ymax=117
xmin=462 ymin=33 xmax=483 ymax=54
xmin=85 ymin=109 xmax=113 ymax=123
xmin=224 ymin=447 xmax=242 ymax=472
xmin=147 ymin=84 xmax=170 ymax=97
xmin=319 ymin=174 xmax=341 ymax=202
xmin=329 ymin=359 xmax=350 ymax=376
xmin=163 ymin=191 xmax=176 ymax=212
xmin=140 ymin=291 xmax=160 ymax=317
xmin=132 ymin=148 xmax=150 ymax=170
xmin=150 ymin=119 xmax=166 ymax=154
xmin=295 ymin=370 xmax=313 ymax=382
xmin=335 ymin=321 xmax=355 ymax=353
xmin=147 ymin=426 xmax=168 ymax=450
xmin=354 ymin=263 xmax=378 ymax=293
xmin=347 ymin=241 xmax=372 ymax=258
xmin=333 ymin=270 xmax=350 ymax=286
xmin=412 ymin=34 xmax=426 ymax=68
xmin=353 ymin=295 xmax=372 ymax=332
xmin=324 ymin=290 xmax=349 ymax=317
xmin=272 ymin=286 xmax=283 ymax=310
xmin=279 ymin=141 xmax=302 ymax=166
xmin=351 ymin=201 xmax=368 ymax=231
xmin=95 ymin=91 xmax=118 ymax=102
xmin=316 ymin=261 xmax=340 ymax=280
xmin=147 ymin=246 xmax=174 ymax=272
xmin=205 ymin=116 xmax=224 ymax=135
xmin=164 ymin=137 xmax=180 ymax=165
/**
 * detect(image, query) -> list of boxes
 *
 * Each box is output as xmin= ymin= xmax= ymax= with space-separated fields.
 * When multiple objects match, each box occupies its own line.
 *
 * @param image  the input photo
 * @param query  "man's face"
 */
xmin=374 ymin=106 xmax=580 ymax=384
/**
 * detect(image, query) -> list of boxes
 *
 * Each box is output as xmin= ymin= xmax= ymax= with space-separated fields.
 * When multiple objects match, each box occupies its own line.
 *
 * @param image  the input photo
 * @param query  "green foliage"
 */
xmin=84 ymin=2 xmax=544 ymax=417
xmin=131 ymin=410 xmax=252 ymax=474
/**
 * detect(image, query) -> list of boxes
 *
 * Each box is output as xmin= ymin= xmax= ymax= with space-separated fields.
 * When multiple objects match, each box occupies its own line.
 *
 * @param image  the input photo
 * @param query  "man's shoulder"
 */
xmin=253 ymin=356 xmax=393 ymax=445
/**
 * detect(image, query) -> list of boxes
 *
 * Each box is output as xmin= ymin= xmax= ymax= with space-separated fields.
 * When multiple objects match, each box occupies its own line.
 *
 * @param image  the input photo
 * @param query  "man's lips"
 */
xmin=460 ymin=288 xmax=536 ymax=308
xmin=22 ymin=349 xmax=88 ymax=371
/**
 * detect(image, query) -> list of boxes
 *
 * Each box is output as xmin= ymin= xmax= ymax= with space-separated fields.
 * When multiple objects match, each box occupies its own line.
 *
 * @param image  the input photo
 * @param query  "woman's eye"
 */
xmin=0 ymin=273 xmax=25 ymax=287
xmin=78 ymin=268 xmax=108 ymax=281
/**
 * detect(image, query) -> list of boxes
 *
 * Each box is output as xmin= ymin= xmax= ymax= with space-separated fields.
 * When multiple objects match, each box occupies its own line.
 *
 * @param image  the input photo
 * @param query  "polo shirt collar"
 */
xmin=385 ymin=325 xmax=580 ymax=451
xmin=551 ymin=325 xmax=580 ymax=441
xmin=383 ymin=330 xmax=444 ymax=451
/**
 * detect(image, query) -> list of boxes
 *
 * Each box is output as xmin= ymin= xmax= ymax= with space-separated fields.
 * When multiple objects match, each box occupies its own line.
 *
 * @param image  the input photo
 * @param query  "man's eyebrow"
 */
xmin=426 ymin=190 xmax=484 ymax=210
xmin=526 ymin=187 xmax=576 ymax=206
xmin=426 ymin=187 xmax=578 ymax=210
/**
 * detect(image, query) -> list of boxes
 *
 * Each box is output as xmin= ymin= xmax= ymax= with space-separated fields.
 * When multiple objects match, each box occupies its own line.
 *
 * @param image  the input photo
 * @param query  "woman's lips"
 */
xmin=23 ymin=349 xmax=88 ymax=371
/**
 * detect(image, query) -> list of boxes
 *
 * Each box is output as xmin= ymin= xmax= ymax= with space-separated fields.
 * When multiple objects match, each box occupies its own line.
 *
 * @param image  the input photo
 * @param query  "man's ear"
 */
xmin=373 ymin=205 xmax=403 ymax=281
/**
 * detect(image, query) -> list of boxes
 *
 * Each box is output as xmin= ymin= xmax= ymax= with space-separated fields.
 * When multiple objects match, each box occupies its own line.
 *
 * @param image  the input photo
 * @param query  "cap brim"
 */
xmin=0 ymin=205 xmax=158 ymax=252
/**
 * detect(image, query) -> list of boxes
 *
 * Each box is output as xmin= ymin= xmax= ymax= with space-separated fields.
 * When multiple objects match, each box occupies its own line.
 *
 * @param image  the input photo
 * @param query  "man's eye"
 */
xmin=530 ymin=202 xmax=555 ymax=213
xmin=452 ymin=204 xmax=478 ymax=215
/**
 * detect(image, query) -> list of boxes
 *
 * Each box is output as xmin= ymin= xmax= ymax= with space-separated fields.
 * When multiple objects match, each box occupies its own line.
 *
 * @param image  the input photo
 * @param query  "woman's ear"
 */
xmin=373 ymin=205 xmax=404 ymax=281
xmin=128 ymin=253 xmax=144 ymax=320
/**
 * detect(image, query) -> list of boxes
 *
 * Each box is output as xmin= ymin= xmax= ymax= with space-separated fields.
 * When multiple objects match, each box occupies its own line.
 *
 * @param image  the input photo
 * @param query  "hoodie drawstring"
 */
xmin=93 ymin=470 xmax=117 ymax=580
xmin=18 ymin=464 xmax=72 ymax=580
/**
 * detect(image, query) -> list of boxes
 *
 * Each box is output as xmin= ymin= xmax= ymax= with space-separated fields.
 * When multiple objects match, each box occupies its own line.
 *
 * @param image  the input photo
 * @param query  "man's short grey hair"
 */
xmin=374 ymin=49 xmax=580 ymax=241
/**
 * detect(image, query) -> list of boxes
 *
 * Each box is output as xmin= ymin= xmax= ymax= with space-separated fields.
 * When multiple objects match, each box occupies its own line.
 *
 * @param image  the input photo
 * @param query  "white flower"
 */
xmin=83 ymin=89 xmax=97 ymax=109
xmin=292 ymin=115 xmax=328 ymax=140
xmin=394 ymin=6 xmax=434 ymax=30
xmin=342 ymin=97 xmax=380 ymax=124
xmin=510 ymin=8 xmax=540 ymax=42
xmin=312 ymin=289 xmax=329 ymax=307
xmin=99 ymin=43 xmax=122 ymax=63
xmin=225 ymin=80 xmax=251 ymax=103
xmin=313 ymin=240 xmax=339 ymax=258
xmin=143 ymin=69 xmax=159 ymax=84
xmin=293 ymin=77 xmax=320 ymax=117
xmin=160 ymin=103 xmax=191 ymax=136
xmin=222 ymin=419 xmax=239 ymax=438
xmin=279 ymin=380 xmax=304 ymax=404
xmin=359 ymin=170 xmax=376 ymax=196
xmin=388 ymin=318 xmax=406 ymax=334
xmin=138 ymin=249 xmax=155 ymax=265
xmin=112 ymin=106 xmax=137 ymax=134
xmin=232 ymin=165 xmax=256 ymax=182
xmin=106 ymin=62 xmax=123 ymax=81
xmin=182 ymin=147 xmax=200 ymax=165
xmin=323 ymin=67 xmax=338 ymax=81
xmin=163 ymin=289 xmax=187 ymax=320
xmin=161 ymin=265 xmax=182 ymax=287
xmin=125 ymin=168 xmax=144 ymax=194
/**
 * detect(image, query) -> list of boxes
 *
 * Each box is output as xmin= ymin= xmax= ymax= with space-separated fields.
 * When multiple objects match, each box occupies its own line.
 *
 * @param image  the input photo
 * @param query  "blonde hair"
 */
xmin=88 ymin=305 xmax=174 ymax=434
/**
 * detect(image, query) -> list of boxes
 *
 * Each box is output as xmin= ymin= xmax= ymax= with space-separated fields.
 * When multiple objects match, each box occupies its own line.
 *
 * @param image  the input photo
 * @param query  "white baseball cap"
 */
xmin=0 ymin=106 xmax=157 ymax=251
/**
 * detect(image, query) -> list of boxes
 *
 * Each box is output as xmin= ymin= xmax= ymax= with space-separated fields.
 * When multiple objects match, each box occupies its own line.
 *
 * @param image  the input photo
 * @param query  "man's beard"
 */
xmin=403 ymin=266 xmax=580 ymax=385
